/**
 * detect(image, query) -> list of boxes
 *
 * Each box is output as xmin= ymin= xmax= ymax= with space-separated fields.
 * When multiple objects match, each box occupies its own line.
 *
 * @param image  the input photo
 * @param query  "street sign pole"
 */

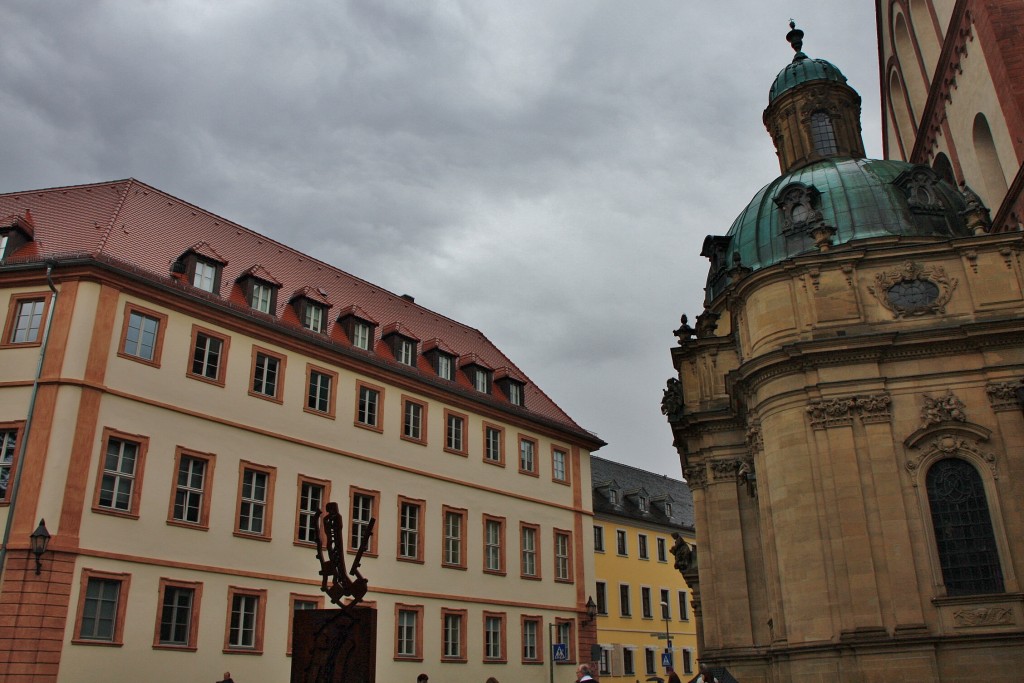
xmin=548 ymin=623 xmax=554 ymax=683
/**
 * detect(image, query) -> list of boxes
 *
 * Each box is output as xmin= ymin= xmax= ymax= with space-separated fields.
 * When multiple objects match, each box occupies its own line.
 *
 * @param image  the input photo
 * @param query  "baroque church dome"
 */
xmin=703 ymin=25 xmax=977 ymax=302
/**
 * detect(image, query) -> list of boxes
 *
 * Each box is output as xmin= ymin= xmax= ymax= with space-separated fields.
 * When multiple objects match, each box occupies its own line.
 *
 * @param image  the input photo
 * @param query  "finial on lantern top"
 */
xmin=786 ymin=20 xmax=805 ymax=59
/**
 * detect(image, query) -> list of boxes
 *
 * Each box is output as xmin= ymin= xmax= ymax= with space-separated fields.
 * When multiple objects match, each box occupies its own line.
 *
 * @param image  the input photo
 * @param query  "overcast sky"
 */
xmin=1 ymin=1 xmax=881 ymax=478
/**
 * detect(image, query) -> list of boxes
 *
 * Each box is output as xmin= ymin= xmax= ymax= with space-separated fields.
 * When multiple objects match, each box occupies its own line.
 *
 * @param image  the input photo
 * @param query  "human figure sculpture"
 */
xmin=670 ymin=532 xmax=693 ymax=574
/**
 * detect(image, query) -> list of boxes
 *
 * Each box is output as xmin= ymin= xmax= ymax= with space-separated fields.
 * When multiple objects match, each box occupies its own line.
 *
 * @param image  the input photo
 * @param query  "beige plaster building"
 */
xmin=0 ymin=179 xmax=603 ymax=682
xmin=665 ymin=19 xmax=1024 ymax=683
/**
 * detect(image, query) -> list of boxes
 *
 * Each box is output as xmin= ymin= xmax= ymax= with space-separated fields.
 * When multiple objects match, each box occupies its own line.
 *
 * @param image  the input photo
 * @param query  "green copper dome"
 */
xmin=704 ymin=158 xmax=972 ymax=301
xmin=768 ymin=52 xmax=848 ymax=103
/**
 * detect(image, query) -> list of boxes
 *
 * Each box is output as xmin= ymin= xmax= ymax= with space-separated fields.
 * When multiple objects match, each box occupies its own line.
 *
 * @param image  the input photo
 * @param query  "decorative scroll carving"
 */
xmin=684 ymin=465 xmax=708 ymax=490
xmin=953 ymin=607 xmax=1014 ymax=627
xmin=807 ymin=397 xmax=855 ymax=429
xmin=867 ymin=261 xmax=957 ymax=318
xmin=774 ymin=182 xmax=829 ymax=237
xmin=855 ymin=393 xmax=892 ymax=424
xmin=986 ymin=380 xmax=1024 ymax=412
xmin=661 ymin=378 xmax=684 ymax=422
xmin=921 ymin=390 xmax=967 ymax=427
xmin=710 ymin=459 xmax=741 ymax=481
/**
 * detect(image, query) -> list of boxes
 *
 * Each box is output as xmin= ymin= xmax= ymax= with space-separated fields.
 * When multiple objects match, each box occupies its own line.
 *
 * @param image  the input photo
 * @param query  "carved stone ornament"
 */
xmin=807 ymin=397 xmax=855 ymax=430
xmin=905 ymin=434 xmax=997 ymax=486
xmin=710 ymin=459 xmax=741 ymax=481
xmin=674 ymin=314 xmax=694 ymax=342
xmin=737 ymin=459 xmax=757 ymax=498
xmin=684 ymin=465 xmax=708 ymax=490
xmin=695 ymin=310 xmax=720 ymax=338
xmin=986 ymin=380 xmax=1024 ymax=412
xmin=920 ymin=390 xmax=967 ymax=427
xmin=745 ymin=418 xmax=764 ymax=455
xmin=855 ymin=393 xmax=893 ymax=424
xmin=893 ymin=166 xmax=946 ymax=213
xmin=868 ymin=261 xmax=957 ymax=318
xmin=960 ymin=182 xmax=992 ymax=235
xmin=661 ymin=377 xmax=684 ymax=422
xmin=953 ymin=607 xmax=1015 ymax=627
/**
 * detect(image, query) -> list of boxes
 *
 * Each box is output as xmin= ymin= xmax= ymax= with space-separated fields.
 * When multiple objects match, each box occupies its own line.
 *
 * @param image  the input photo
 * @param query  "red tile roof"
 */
xmin=0 ymin=179 xmax=597 ymax=442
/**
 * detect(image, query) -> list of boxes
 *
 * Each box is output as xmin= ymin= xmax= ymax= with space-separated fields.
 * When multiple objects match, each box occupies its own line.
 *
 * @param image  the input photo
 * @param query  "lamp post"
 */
xmin=660 ymin=600 xmax=672 ymax=669
xmin=30 ymin=519 xmax=51 ymax=575
xmin=583 ymin=595 xmax=598 ymax=625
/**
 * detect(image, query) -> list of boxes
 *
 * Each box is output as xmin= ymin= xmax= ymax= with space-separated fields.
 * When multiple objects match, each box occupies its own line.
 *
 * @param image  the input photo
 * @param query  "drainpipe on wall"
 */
xmin=0 ymin=261 xmax=58 ymax=578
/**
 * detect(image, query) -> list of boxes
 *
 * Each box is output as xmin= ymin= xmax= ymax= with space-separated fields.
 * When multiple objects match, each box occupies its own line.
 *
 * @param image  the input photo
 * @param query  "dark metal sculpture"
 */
xmin=315 ymin=502 xmax=374 ymax=610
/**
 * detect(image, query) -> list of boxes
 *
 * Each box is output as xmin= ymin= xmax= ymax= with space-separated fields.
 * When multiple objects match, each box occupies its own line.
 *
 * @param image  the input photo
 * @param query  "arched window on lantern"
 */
xmin=926 ymin=458 xmax=1004 ymax=596
xmin=809 ymin=111 xmax=838 ymax=156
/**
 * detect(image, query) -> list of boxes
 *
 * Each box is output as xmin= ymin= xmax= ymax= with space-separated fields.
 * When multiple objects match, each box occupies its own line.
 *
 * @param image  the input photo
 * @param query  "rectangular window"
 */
xmin=474 ymin=368 xmax=491 ymax=394
xmin=641 ymin=586 xmax=653 ymax=618
xmin=352 ymin=321 xmax=371 ymax=350
xmin=483 ymin=612 xmax=506 ymax=661
xmin=5 ymin=296 xmax=46 ymax=345
xmin=395 ymin=604 xmax=423 ymax=660
xmin=0 ymin=233 xmax=7 ymax=259
xmin=226 ymin=587 xmax=266 ymax=652
xmin=236 ymin=463 xmax=275 ymax=538
xmin=355 ymin=382 xmax=383 ymax=431
xmin=350 ymin=488 xmax=379 ymax=555
xmin=156 ymin=579 xmax=201 ymax=649
xmin=402 ymin=397 xmax=426 ymax=444
xmin=596 ymin=581 xmax=608 ymax=615
xmin=484 ymin=515 xmax=505 ymax=574
xmin=555 ymin=619 xmax=575 ymax=663
xmin=507 ymin=382 xmax=523 ymax=406
xmin=296 ymin=477 xmax=328 ymax=545
xmin=646 ymin=648 xmax=657 ymax=675
xmin=552 ymin=448 xmax=568 ymax=482
xmin=250 ymin=348 xmax=285 ymax=402
xmin=522 ymin=616 xmax=542 ymax=663
xmin=484 ymin=424 xmax=504 ymax=465
xmin=398 ymin=497 xmax=424 ymax=562
xmin=77 ymin=573 xmax=127 ymax=642
xmin=436 ymin=353 xmax=453 ymax=380
xmin=518 ymin=436 xmax=537 ymax=474
xmin=119 ymin=304 xmax=166 ymax=366
xmin=639 ymin=534 xmax=649 ymax=560
xmin=442 ymin=506 xmax=466 ymax=569
xmin=169 ymin=449 xmax=215 ymax=528
xmin=683 ymin=648 xmax=693 ymax=674
xmin=250 ymin=282 xmax=273 ymax=313
xmin=193 ymin=260 xmax=217 ymax=292
xmin=657 ymin=537 xmax=667 ymax=562
xmin=520 ymin=523 xmax=539 ymax=579
xmin=397 ymin=338 xmax=415 ymax=366
xmin=594 ymin=525 xmax=605 ymax=552
xmin=0 ymin=425 xmax=20 ymax=502
xmin=303 ymin=302 xmax=325 ymax=333
xmin=306 ymin=366 xmax=336 ymax=417
xmin=660 ymin=589 xmax=671 ymax=619
xmin=623 ymin=647 xmax=635 ymax=675
xmin=617 ymin=529 xmax=628 ymax=555
xmin=444 ymin=410 xmax=466 ymax=455
xmin=620 ymin=584 xmax=631 ymax=617
xmin=554 ymin=529 xmax=572 ymax=582
xmin=442 ymin=608 xmax=466 ymax=661
xmin=679 ymin=590 xmax=689 ymax=620
xmin=600 ymin=648 xmax=612 ymax=675
xmin=188 ymin=326 xmax=229 ymax=385
xmin=94 ymin=429 xmax=147 ymax=517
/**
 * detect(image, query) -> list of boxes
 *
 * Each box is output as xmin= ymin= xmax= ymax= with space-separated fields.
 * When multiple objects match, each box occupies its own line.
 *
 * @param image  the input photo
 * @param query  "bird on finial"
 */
xmin=786 ymin=20 xmax=805 ymax=59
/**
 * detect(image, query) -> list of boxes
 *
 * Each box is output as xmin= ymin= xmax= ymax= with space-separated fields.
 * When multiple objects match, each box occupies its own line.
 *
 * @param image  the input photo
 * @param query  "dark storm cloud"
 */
xmin=0 ymin=0 xmax=880 ymax=475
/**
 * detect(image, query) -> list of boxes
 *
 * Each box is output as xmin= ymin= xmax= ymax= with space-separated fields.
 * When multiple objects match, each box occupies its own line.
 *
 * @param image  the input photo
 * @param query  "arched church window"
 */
xmin=809 ymin=112 xmax=838 ymax=156
xmin=932 ymin=153 xmax=955 ymax=186
xmin=972 ymin=113 xmax=1008 ymax=208
xmin=926 ymin=458 xmax=1004 ymax=596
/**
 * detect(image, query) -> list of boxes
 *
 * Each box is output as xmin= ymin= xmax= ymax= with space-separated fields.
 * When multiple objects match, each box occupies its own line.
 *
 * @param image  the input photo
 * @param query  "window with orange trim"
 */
xmin=305 ymin=364 xmax=338 ymax=418
xmin=442 ymin=506 xmax=467 ymax=570
xmin=1 ymin=292 xmax=51 ymax=347
xmin=483 ymin=423 xmax=504 ymax=466
xmin=153 ymin=578 xmax=202 ymax=650
xmin=401 ymin=396 xmax=428 ymax=445
xmin=554 ymin=618 xmax=576 ymax=663
xmin=92 ymin=427 xmax=148 ymax=518
xmin=0 ymin=421 xmax=24 ymax=504
xmin=249 ymin=346 xmax=286 ymax=403
xmin=117 ymin=303 xmax=167 ymax=367
xmin=398 ymin=497 xmax=425 ymax=563
xmin=441 ymin=608 xmax=468 ymax=661
xmin=349 ymin=486 xmax=380 ymax=556
xmin=295 ymin=475 xmax=330 ymax=546
xmin=521 ymin=614 xmax=544 ymax=663
xmin=554 ymin=529 xmax=574 ymax=583
xmin=167 ymin=447 xmax=216 ymax=529
xmin=482 ymin=611 xmax=507 ymax=662
xmin=518 ymin=435 xmax=538 ymax=475
xmin=235 ymin=461 xmax=276 ymax=540
xmin=483 ymin=514 xmax=506 ymax=575
xmin=224 ymin=586 xmax=267 ymax=653
xmin=520 ymin=522 xmax=541 ymax=580
xmin=394 ymin=604 xmax=423 ymax=660
xmin=444 ymin=409 xmax=468 ymax=455
xmin=73 ymin=568 xmax=131 ymax=645
xmin=551 ymin=446 xmax=569 ymax=484
xmin=187 ymin=324 xmax=230 ymax=386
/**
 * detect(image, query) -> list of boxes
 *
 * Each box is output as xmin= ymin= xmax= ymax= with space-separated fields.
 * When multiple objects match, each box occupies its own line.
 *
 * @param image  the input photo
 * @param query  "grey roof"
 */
xmin=590 ymin=456 xmax=695 ymax=531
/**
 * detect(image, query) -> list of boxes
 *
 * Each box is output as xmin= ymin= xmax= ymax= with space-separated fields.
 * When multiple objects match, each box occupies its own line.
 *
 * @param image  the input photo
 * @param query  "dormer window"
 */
xmin=436 ymin=352 xmax=453 ymax=380
xmin=251 ymin=282 xmax=273 ymax=313
xmin=382 ymin=324 xmax=420 ymax=368
xmin=0 ymin=233 xmax=8 ymax=260
xmin=177 ymin=243 xmax=226 ymax=296
xmin=237 ymin=266 xmax=281 ymax=316
xmin=496 ymin=371 xmax=526 ymax=407
xmin=290 ymin=288 xmax=331 ymax=334
xmin=474 ymin=368 xmax=492 ymax=393
xmin=0 ymin=211 xmax=35 ymax=262
xmin=423 ymin=340 xmax=457 ymax=380
xmin=304 ymin=303 xmax=325 ymax=333
xmin=461 ymin=356 xmax=494 ymax=394
xmin=609 ymin=490 xmax=618 ymax=505
xmin=665 ymin=502 xmax=673 ymax=517
xmin=507 ymin=382 xmax=523 ymax=405
xmin=638 ymin=495 xmax=649 ymax=512
xmin=337 ymin=306 xmax=379 ymax=352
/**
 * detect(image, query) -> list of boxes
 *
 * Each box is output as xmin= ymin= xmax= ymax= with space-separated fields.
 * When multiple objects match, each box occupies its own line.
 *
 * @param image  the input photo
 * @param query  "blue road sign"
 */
xmin=553 ymin=643 xmax=569 ymax=662
xmin=662 ymin=651 xmax=674 ymax=668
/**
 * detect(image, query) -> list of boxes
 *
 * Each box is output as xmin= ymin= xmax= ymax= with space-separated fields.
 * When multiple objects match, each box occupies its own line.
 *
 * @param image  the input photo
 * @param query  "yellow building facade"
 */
xmin=0 ymin=180 xmax=603 ymax=682
xmin=591 ymin=456 xmax=697 ymax=681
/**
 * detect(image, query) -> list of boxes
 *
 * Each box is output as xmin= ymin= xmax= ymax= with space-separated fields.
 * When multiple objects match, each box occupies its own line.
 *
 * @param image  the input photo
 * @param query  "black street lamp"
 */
xmin=583 ymin=595 xmax=598 ymax=625
xmin=30 ymin=519 xmax=50 ymax=575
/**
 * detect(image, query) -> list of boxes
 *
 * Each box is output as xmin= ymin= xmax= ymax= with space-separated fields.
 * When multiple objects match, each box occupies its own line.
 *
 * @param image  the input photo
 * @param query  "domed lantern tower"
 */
xmin=666 ymin=25 xmax=1024 ymax=682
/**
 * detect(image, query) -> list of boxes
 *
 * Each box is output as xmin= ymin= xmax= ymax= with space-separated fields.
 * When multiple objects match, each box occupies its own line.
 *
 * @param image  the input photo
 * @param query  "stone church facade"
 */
xmin=665 ymin=18 xmax=1024 ymax=683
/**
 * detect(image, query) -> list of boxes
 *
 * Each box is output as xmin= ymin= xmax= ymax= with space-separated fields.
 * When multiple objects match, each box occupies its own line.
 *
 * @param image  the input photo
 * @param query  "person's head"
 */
xmin=223 ymin=675 xmax=231 ymax=681
xmin=666 ymin=666 xmax=675 ymax=673
xmin=485 ymin=677 xmax=499 ymax=683
xmin=416 ymin=675 xmax=429 ymax=683
xmin=576 ymin=663 xmax=592 ymax=679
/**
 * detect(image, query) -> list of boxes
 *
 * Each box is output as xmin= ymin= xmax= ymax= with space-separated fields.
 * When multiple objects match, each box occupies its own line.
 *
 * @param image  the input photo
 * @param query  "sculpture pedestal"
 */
xmin=291 ymin=606 xmax=376 ymax=683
